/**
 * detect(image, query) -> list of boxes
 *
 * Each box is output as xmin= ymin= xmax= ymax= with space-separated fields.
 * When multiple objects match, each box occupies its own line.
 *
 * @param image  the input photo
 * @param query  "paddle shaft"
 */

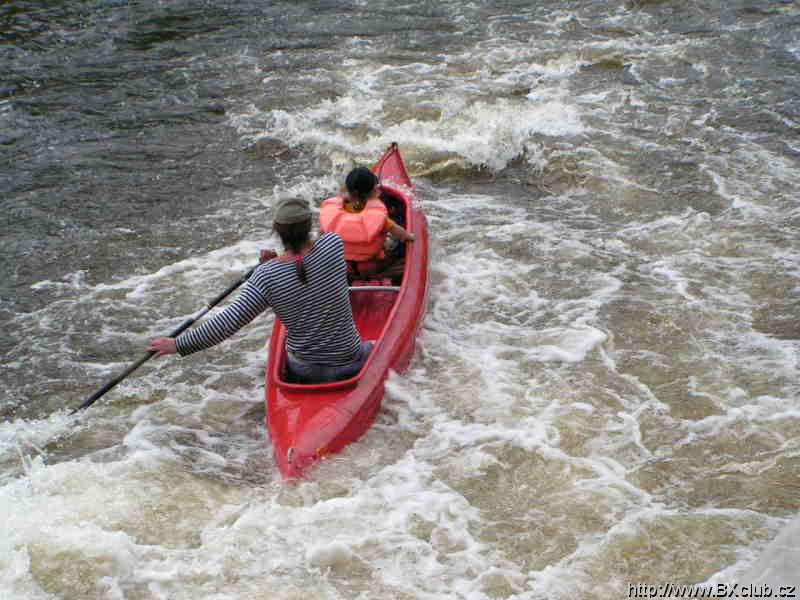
xmin=71 ymin=265 xmax=257 ymax=414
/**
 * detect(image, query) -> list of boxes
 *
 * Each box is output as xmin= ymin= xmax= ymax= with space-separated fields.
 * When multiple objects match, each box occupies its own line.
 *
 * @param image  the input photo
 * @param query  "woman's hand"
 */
xmin=260 ymin=249 xmax=278 ymax=263
xmin=147 ymin=337 xmax=177 ymax=358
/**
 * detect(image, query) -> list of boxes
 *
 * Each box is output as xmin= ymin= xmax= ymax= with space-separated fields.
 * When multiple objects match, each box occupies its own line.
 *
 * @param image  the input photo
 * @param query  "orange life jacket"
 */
xmin=319 ymin=196 xmax=387 ymax=262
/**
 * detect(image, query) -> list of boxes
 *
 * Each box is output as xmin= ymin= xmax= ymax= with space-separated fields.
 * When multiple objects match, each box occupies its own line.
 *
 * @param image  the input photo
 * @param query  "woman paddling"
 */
xmin=147 ymin=197 xmax=373 ymax=383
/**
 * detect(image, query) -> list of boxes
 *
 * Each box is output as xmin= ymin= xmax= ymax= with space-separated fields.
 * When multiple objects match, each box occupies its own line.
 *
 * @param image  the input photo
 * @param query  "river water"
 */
xmin=2 ymin=1 xmax=799 ymax=598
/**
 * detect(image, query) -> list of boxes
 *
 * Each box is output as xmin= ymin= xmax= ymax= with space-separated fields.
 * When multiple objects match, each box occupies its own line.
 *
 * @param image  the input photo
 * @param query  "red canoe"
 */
xmin=265 ymin=143 xmax=429 ymax=479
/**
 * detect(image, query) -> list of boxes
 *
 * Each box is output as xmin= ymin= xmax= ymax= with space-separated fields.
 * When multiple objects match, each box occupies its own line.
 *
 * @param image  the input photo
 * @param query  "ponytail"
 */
xmin=347 ymin=194 xmax=366 ymax=212
xmin=294 ymin=254 xmax=308 ymax=285
xmin=274 ymin=219 xmax=312 ymax=284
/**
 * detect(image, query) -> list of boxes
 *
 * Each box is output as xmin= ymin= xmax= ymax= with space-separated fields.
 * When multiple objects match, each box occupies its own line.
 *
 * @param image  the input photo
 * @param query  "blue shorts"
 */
xmin=286 ymin=341 xmax=374 ymax=384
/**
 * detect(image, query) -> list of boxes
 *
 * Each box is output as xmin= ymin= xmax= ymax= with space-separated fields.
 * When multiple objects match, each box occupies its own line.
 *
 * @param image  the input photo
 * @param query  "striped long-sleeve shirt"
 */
xmin=175 ymin=233 xmax=362 ymax=365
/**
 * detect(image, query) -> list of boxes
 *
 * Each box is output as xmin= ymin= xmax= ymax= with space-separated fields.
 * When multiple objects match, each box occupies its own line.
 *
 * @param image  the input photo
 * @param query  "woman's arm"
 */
xmin=147 ymin=279 xmax=270 ymax=357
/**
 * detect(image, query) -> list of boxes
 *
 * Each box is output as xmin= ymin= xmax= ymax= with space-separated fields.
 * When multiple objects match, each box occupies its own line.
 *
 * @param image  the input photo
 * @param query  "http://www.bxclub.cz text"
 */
xmin=628 ymin=583 xmax=797 ymax=598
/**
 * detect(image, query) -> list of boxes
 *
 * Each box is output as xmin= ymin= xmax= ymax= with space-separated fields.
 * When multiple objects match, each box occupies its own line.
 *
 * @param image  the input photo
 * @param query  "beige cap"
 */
xmin=273 ymin=197 xmax=311 ymax=225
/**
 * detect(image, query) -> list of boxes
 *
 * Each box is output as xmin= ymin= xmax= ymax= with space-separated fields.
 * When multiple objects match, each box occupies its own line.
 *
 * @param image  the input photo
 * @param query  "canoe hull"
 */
xmin=265 ymin=144 xmax=428 ymax=479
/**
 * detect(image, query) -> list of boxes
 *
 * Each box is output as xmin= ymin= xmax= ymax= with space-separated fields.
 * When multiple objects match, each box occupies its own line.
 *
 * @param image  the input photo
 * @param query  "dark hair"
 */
xmin=345 ymin=167 xmax=379 ymax=210
xmin=274 ymin=218 xmax=312 ymax=284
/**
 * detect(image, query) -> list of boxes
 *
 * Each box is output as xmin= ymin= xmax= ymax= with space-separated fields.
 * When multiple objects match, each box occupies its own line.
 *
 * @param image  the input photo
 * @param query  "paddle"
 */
xmin=70 ymin=265 xmax=258 ymax=414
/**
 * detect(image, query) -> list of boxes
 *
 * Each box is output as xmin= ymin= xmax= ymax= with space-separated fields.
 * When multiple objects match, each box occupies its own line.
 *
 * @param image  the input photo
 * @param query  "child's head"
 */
xmin=345 ymin=167 xmax=379 ymax=207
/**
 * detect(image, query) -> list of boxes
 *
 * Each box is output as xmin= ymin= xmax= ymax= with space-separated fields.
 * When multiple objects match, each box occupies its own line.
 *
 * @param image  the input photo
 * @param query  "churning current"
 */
xmin=1 ymin=1 xmax=799 ymax=598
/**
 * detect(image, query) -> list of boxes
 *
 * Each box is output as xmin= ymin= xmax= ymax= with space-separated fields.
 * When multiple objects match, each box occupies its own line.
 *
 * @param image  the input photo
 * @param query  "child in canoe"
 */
xmin=319 ymin=167 xmax=415 ymax=279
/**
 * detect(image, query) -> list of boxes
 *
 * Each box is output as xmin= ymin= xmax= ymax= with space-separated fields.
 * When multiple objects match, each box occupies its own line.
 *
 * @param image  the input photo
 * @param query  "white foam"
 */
xmin=739 ymin=515 xmax=800 ymax=588
xmin=91 ymin=238 xmax=264 ymax=302
xmin=305 ymin=540 xmax=357 ymax=568
xmin=253 ymin=96 xmax=583 ymax=172
xmin=227 ymin=42 xmax=587 ymax=174
xmin=529 ymin=326 xmax=608 ymax=363
xmin=0 ymin=413 xmax=76 ymax=468
xmin=648 ymin=260 xmax=697 ymax=301
xmin=0 ymin=457 xmax=140 ymax=598
xmin=30 ymin=270 xmax=87 ymax=291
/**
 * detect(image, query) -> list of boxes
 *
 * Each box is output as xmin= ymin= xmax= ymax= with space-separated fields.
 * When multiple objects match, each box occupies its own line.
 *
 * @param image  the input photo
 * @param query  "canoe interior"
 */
xmin=352 ymin=289 xmax=398 ymax=341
